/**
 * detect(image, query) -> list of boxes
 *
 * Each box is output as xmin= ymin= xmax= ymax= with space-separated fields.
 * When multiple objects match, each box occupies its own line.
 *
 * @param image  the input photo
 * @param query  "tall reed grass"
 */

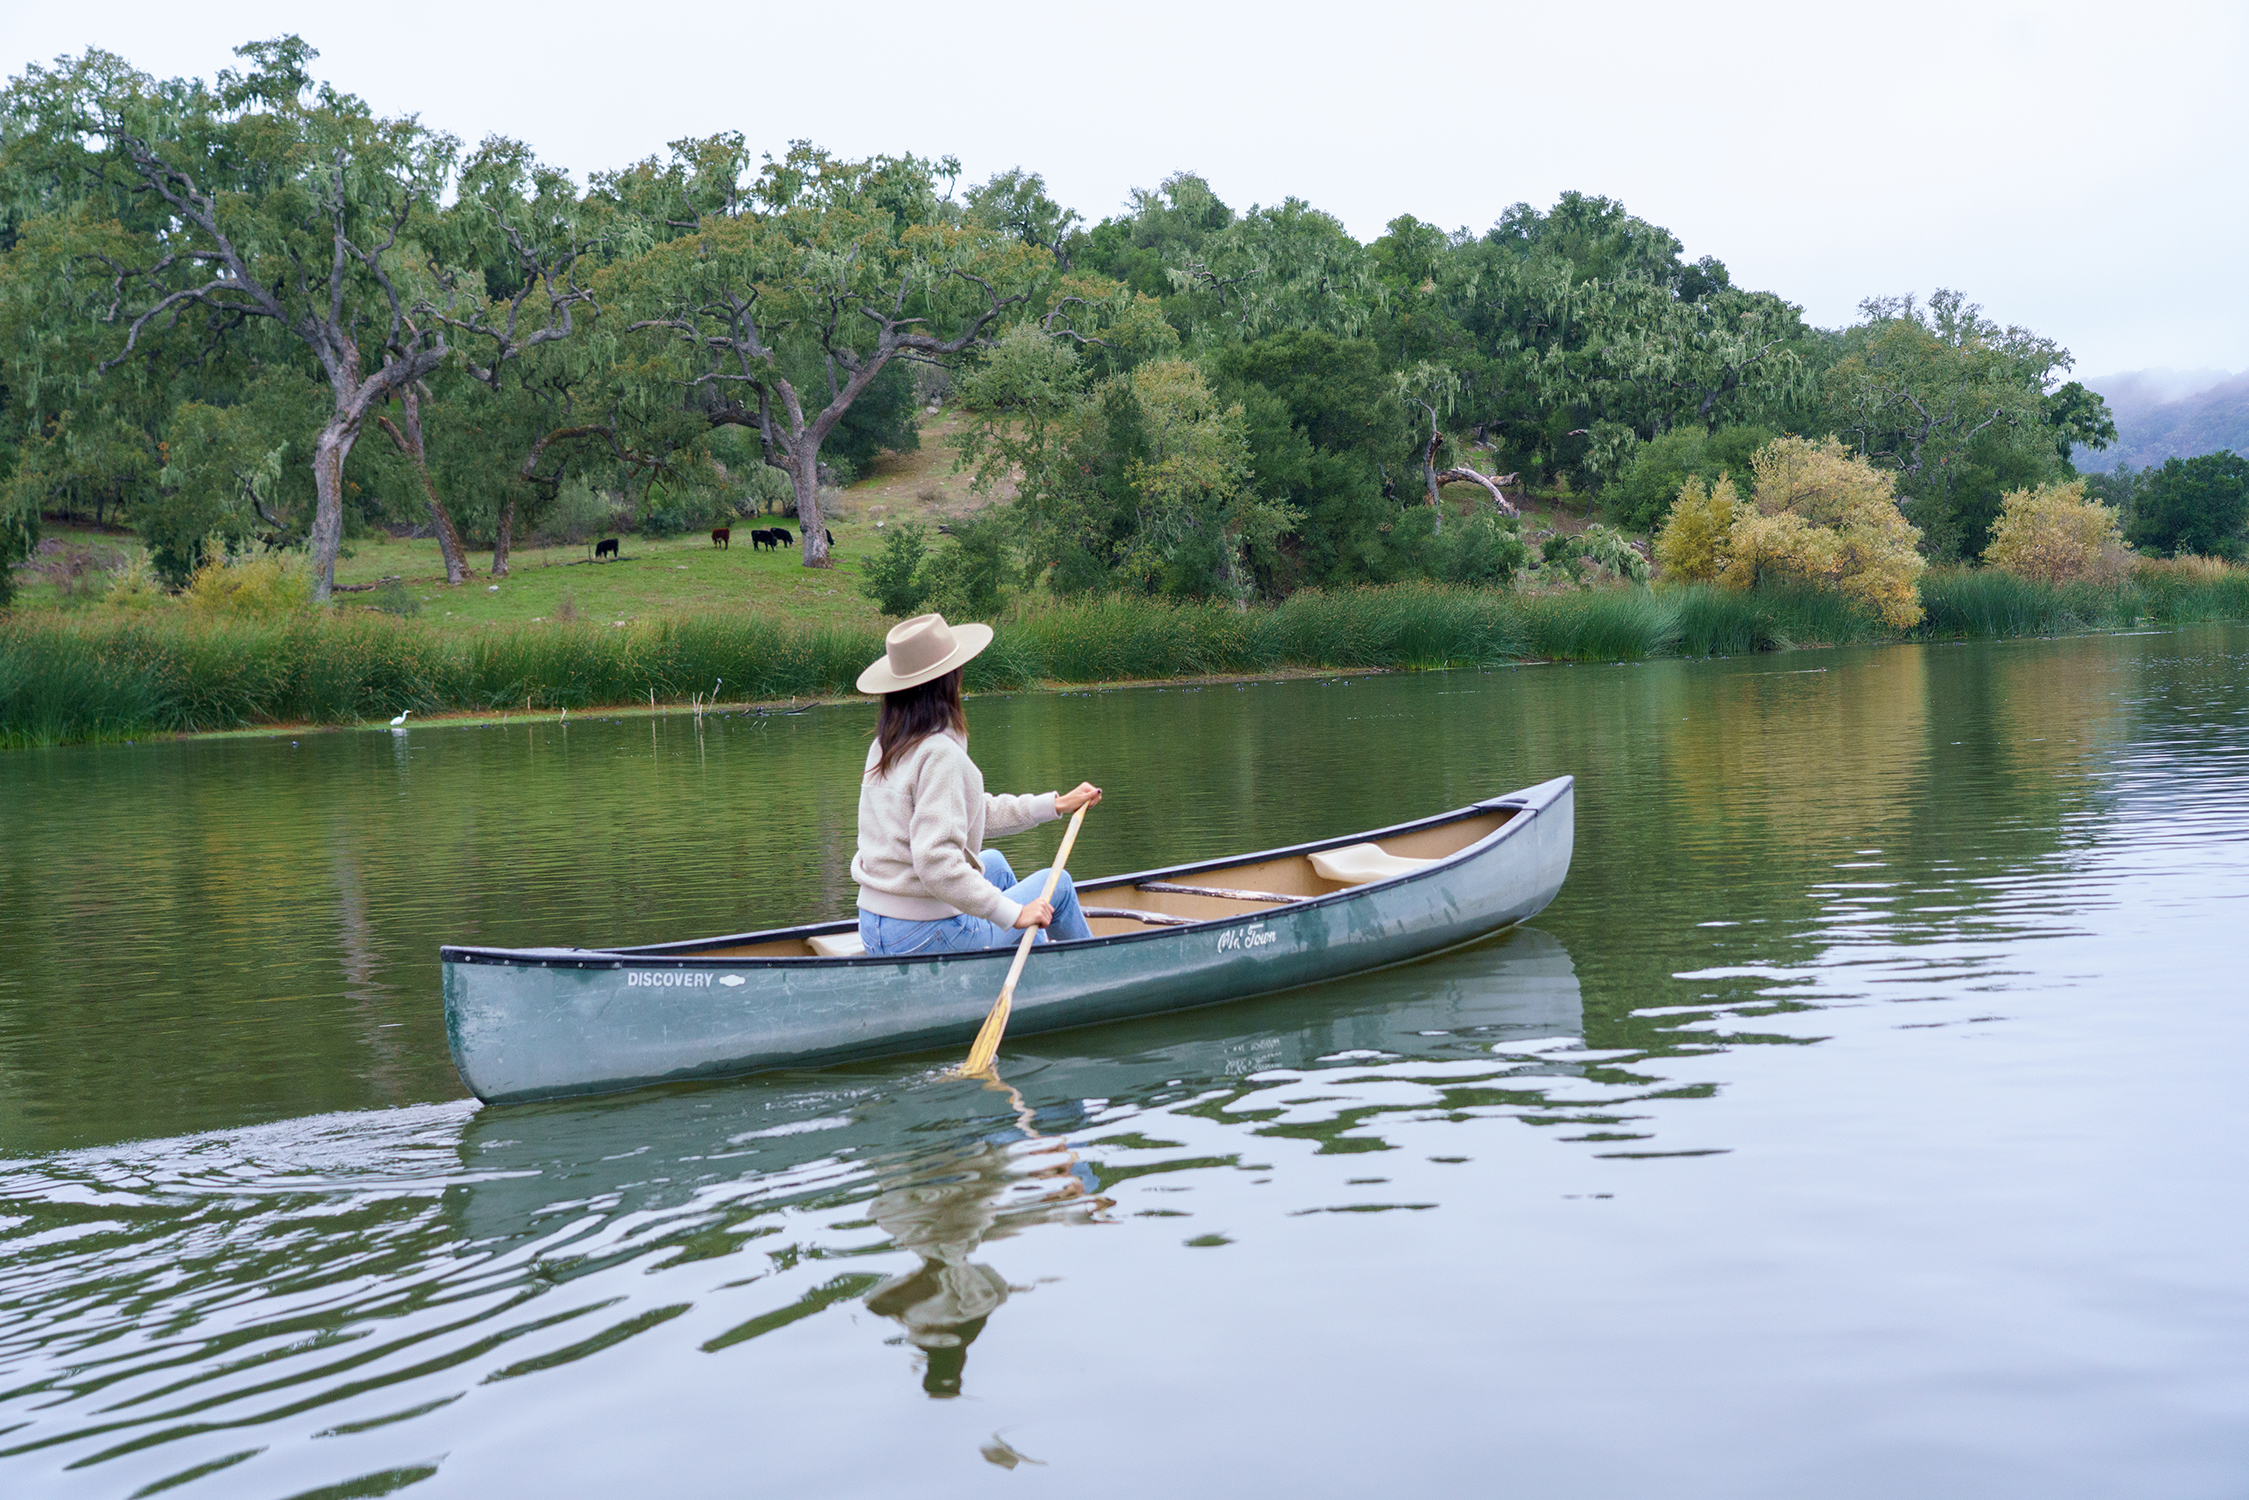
xmin=1908 ymin=567 xmax=2249 ymax=638
xmin=5 ymin=571 xmax=2245 ymax=746
xmin=1912 ymin=570 xmax=2122 ymax=638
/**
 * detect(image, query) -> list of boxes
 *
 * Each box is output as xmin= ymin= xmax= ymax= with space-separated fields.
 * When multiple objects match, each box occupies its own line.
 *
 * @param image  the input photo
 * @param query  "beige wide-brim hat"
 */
xmin=856 ymin=612 xmax=994 ymax=695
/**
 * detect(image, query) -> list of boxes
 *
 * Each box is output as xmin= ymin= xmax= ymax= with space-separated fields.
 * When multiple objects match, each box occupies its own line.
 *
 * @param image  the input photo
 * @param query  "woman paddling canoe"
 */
xmin=851 ymin=613 xmax=1104 ymax=958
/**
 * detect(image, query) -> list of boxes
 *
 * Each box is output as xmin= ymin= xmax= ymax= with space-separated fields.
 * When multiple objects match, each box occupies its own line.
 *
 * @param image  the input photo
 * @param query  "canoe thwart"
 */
xmin=1136 ymin=881 xmax=1296 ymax=904
xmin=1082 ymin=906 xmax=1197 ymax=927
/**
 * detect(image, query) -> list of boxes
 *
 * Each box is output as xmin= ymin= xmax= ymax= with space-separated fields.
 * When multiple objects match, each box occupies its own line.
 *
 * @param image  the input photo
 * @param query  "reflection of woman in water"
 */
xmin=863 ymin=1093 xmax=1107 ymax=1397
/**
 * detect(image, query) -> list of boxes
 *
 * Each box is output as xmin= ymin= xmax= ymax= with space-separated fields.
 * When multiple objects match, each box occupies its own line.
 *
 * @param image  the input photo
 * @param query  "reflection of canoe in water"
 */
xmin=441 ymin=776 xmax=1573 ymax=1105
xmin=450 ymin=925 xmax=1585 ymax=1247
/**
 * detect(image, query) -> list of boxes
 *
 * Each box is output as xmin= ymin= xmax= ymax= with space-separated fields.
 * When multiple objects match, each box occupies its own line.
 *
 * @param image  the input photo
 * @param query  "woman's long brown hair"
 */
xmin=871 ymin=668 xmax=966 ymax=779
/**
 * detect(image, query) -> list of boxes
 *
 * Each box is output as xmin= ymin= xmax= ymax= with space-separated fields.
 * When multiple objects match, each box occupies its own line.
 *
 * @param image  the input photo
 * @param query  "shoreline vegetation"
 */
xmin=7 ymin=570 xmax=2246 ymax=748
xmin=10 ymin=46 xmax=2247 ymax=766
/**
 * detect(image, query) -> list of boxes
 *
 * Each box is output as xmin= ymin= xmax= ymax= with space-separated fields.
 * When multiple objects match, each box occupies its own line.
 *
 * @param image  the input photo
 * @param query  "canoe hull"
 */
xmin=443 ymin=776 xmax=1573 ymax=1104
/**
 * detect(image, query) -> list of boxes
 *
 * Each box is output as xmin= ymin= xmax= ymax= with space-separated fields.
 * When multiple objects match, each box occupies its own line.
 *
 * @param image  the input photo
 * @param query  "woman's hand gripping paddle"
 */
xmin=960 ymin=804 xmax=1088 ymax=1076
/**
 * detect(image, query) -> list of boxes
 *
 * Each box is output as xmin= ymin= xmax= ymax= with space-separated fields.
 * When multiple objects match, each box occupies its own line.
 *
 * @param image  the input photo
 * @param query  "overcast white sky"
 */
xmin=6 ymin=0 xmax=2245 ymax=380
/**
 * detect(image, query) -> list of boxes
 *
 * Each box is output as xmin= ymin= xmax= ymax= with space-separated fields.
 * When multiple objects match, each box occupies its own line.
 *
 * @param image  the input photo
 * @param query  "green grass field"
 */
xmin=9 ymin=410 xmax=1010 ymax=631
xmin=329 ymin=526 xmax=885 ymax=631
xmin=325 ymin=410 xmax=1000 ymax=631
xmin=13 ymin=520 xmax=893 ymax=631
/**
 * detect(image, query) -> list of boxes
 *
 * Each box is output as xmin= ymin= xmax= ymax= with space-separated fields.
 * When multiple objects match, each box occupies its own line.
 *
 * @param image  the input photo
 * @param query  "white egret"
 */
xmin=389 ymin=709 xmax=411 ymax=728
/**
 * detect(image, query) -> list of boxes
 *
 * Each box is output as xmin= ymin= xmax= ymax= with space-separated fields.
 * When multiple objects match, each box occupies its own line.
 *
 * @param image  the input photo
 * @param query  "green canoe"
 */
xmin=441 ymin=774 xmax=1574 ymax=1104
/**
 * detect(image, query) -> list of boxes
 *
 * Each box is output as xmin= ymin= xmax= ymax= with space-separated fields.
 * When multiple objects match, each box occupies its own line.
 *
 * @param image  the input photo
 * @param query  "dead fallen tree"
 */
xmin=1435 ymin=467 xmax=1520 ymax=516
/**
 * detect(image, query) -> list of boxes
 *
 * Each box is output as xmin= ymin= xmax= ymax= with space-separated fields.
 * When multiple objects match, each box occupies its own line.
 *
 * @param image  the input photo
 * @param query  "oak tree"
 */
xmin=618 ymin=142 xmax=1042 ymax=567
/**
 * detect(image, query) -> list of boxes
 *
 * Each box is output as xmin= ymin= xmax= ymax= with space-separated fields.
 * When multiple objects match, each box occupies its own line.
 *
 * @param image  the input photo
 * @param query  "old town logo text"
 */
xmin=1216 ymin=925 xmax=1278 ymax=953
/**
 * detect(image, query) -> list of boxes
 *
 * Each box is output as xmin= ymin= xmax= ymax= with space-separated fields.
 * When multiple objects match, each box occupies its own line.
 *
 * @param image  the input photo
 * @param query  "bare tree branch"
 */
xmin=1433 ymin=466 xmax=1519 ymax=516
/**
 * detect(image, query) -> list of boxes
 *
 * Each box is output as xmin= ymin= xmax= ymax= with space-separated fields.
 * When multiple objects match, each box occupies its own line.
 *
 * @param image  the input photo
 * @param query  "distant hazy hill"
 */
xmin=2078 ymin=368 xmax=2249 ymax=470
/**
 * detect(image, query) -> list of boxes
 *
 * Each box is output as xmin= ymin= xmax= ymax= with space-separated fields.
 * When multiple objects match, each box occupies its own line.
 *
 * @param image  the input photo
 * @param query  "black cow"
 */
xmin=751 ymin=529 xmax=777 ymax=552
xmin=594 ymin=537 xmax=619 ymax=561
xmin=773 ymin=528 xmax=794 ymax=548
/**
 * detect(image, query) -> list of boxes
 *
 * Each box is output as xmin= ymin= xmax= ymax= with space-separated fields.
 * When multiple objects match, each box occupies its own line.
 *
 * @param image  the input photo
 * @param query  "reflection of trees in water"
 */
xmin=1664 ymin=647 xmax=1930 ymax=854
xmin=1977 ymin=641 xmax=2132 ymax=802
xmin=1562 ymin=640 xmax=2154 ymax=1058
xmin=864 ymin=1086 xmax=1110 ymax=1397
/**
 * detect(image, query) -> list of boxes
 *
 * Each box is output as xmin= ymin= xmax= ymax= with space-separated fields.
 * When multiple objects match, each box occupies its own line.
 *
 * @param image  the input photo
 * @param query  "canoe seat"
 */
xmin=1309 ymin=843 xmax=1439 ymax=886
xmin=807 ymin=932 xmax=866 ymax=958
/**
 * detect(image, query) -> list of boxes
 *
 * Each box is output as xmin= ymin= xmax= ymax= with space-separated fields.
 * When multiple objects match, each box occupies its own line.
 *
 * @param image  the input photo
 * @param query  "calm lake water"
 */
xmin=3 ymin=626 xmax=2246 ymax=1498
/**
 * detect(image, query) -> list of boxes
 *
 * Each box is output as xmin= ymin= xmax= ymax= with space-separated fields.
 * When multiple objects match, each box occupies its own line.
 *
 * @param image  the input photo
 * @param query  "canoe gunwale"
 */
xmin=438 ymin=777 xmax=1570 ymax=973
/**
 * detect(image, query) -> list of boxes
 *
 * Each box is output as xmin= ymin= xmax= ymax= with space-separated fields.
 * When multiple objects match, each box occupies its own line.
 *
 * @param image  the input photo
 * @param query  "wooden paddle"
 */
xmin=961 ymin=804 xmax=1088 ymax=1075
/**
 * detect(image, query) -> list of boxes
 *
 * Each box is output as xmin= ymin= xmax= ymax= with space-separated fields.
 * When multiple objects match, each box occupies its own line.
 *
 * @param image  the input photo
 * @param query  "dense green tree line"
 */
xmin=5 ymin=35 xmax=2235 ymax=615
xmin=2082 ymin=452 xmax=2249 ymax=560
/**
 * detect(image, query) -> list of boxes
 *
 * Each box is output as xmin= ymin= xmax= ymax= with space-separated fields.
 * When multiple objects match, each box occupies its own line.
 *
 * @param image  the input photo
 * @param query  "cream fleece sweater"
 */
xmin=851 ymin=729 xmax=1059 ymax=925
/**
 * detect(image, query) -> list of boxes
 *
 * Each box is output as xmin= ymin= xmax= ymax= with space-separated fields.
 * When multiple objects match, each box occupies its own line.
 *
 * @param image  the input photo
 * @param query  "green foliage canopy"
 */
xmin=0 ymin=37 xmax=458 ymax=597
xmin=1822 ymin=290 xmax=2107 ymax=559
xmin=0 ymin=39 xmax=2139 ymax=617
xmin=2126 ymin=451 xmax=2249 ymax=559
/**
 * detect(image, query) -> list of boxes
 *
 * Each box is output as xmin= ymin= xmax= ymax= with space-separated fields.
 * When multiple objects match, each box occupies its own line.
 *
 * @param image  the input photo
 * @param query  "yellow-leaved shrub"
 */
xmin=1652 ymin=474 xmax=1737 ymax=583
xmin=1981 ymin=481 xmax=2128 ymax=585
xmin=1653 ymin=436 xmax=1926 ymax=626
xmin=181 ymin=537 xmax=313 ymax=619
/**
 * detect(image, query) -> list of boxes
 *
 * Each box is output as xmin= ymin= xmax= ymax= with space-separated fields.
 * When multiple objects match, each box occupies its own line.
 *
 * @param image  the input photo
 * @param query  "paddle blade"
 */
xmin=962 ymin=984 xmax=1014 ymax=1075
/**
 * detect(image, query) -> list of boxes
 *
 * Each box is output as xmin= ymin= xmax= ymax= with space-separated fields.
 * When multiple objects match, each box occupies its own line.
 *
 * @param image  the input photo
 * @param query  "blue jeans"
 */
xmin=859 ymin=849 xmax=1092 ymax=957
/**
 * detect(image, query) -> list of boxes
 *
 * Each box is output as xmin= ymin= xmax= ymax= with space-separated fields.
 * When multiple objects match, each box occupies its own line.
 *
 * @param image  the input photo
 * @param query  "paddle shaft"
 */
xmin=962 ymin=804 xmax=1087 ymax=1073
